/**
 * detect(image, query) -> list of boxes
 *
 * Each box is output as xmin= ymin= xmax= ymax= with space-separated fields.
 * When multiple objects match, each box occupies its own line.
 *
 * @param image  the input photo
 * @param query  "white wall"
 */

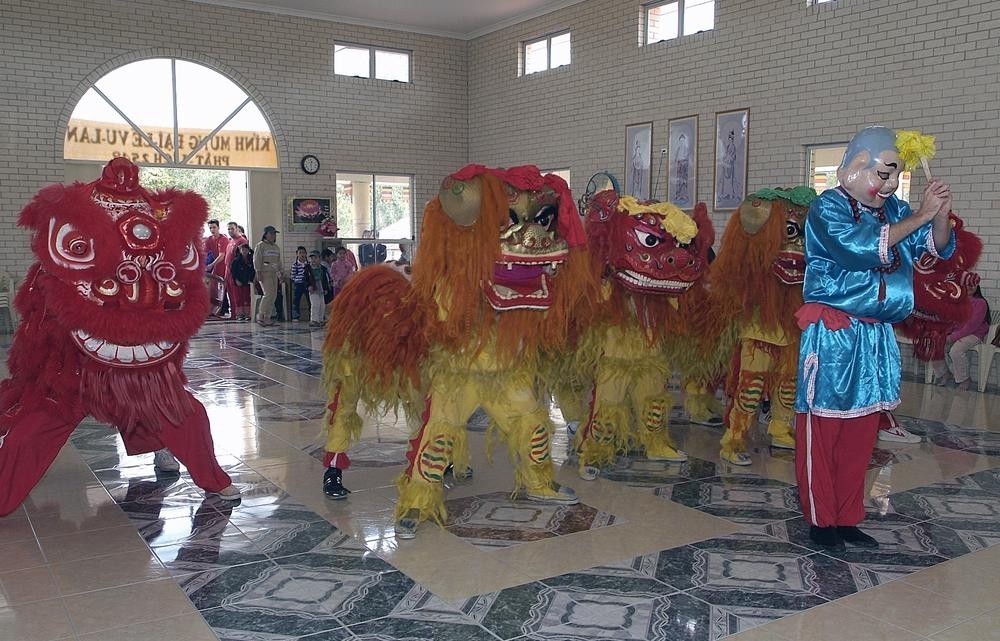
xmin=468 ymin=0 xmax=1000 ymax=295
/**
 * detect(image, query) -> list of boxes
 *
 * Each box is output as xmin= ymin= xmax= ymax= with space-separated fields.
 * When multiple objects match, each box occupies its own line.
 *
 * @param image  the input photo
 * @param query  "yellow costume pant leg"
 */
xmin=482 ymin=374 xmax=555 ymax=496
xmin=575 ymin=364 xmax=630 ymax=470
xmin=766 ymin=350 xmax=797 ymax=449
xmin=629 ymin=368 xmax=684 ymax=461
xmin=323 ymin=360 xmax=364 ymax=457
xmin=721 ymin=340 xmax=770 ymax=458
xmin=395 ymin=375 xmax=478 ymax=526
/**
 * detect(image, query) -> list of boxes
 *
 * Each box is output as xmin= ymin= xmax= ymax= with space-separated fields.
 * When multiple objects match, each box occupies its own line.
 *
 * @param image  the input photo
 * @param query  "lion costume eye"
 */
xmin=785 ymin=221 xmax=801 ymax=240
xmin=48 ymin=219 xmax=95 ymax=270
xmin=634 ymin=229 xmax=663 ymax=248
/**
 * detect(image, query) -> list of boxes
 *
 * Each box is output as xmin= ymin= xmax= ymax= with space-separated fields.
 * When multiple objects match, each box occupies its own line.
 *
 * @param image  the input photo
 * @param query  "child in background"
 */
xmin=306 ymin=250 xmax=331 ymax=327
xmin=329 ymin=246 xmax=357 ymax=299
xmin=320 ymin=248 xmax=336 ymax=304
xmin=229 ymin=244 xmax=255 ymax=321
xmin=933 ymin=283 xmax=991 ymax=390
xmin=290 ymin=246 xmax=308 ymax=321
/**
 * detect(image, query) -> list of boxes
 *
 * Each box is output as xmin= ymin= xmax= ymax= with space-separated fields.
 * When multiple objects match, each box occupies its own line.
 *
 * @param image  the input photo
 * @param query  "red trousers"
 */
xmin=0 ymin=395 xmax=231 ymax=517
xmin=795 ymin=411 xmax=879 ymax=527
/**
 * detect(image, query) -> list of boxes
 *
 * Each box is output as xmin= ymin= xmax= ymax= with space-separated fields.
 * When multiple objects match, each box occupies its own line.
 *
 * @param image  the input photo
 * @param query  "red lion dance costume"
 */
xmin=897 ymin=213 xmax=983 ymax=365
xmin=321 ymin=165 xmax=594 ymax=538
xmin=565 ymin=190 xmax=716 ymax=480
xmin=710 ymin=187 xmax=815 ymax=466
xmin=0 ymin=158 xmax=237 ymax=516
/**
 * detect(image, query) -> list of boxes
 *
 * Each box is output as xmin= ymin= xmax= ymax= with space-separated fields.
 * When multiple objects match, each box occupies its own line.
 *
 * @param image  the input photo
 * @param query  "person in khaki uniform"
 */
xmin=253 ymin=225 xmax=284 ymax=326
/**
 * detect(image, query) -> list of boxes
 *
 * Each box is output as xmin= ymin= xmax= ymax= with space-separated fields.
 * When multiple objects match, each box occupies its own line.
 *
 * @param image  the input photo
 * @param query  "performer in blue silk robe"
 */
xmin=794 ymin=126 xmax=955 ymax=550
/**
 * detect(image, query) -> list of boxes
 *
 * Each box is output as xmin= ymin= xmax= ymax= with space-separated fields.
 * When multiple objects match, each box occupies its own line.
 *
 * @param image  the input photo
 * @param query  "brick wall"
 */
xmin=0 ymin=0 xmax=468 ymax=277
xmin=468 ymin=0 xmax=1000 ymax=296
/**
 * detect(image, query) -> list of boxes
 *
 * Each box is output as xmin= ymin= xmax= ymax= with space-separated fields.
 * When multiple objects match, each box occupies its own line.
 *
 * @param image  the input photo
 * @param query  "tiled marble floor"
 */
xmin=2 ymin=322 xmax=999 ymax=641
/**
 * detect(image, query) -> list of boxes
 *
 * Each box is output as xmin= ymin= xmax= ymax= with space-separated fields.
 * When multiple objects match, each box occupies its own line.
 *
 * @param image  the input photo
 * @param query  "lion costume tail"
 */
xmin=323 ymin=264 xmax=428 ymax=407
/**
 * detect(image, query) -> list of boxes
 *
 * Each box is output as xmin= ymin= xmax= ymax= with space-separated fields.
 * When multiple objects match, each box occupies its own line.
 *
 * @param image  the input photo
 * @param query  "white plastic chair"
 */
xmin=0 ymin=270 xmax=17 ymax=332
xmin=894 ymin=329 xmax=935 ymax=384
xmin=971 ymin=310 xmax=1000 ymax=393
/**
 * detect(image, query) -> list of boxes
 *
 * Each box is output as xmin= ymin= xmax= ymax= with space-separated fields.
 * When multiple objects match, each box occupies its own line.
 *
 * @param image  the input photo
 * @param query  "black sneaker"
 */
xmin=323 ymin=467 xmax=350 ymax=500
xmin=809 ymin=525 xmax=846 ymax=551
xmin=443 ymin=463 xmax=474 ymax=481
xmin=837 ymin=526 xmax=879 ymax=548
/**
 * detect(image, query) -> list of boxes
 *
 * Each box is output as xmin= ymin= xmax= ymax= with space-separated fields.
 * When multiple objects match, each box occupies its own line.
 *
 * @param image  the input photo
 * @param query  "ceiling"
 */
xmin=188 ymin=0 xmax=586 ymax=39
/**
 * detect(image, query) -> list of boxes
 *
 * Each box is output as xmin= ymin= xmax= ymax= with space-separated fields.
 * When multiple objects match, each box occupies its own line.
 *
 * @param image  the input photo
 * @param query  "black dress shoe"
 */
xmin=837 ymin=526 xmax=879 ymax=548
xmin=809 ymin=525 xmax=846 ymax=551
xmin=323 ymin=467 xmax=350 ymax=500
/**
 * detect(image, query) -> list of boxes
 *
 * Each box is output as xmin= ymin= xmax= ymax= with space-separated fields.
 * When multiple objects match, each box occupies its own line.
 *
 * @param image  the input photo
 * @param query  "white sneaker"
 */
xmin=153 ymin=449 xmax=180 ymax=473
xmin=211 ymin=484 xmax=242 ymax=500
xmin=878 ymin=424 xmax=921 ymax=444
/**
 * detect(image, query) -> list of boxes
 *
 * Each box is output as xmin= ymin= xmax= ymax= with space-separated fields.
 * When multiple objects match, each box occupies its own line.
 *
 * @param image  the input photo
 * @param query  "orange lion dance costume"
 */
xmin=710 ymin=186 xmax=816 ymax=466
xmin=321 ymin=165 xmax=594 ymax=538
xmin=566 ymin=190 xmax=716 ymax=480
xmin=0 ymin=158 xmax=238 ymax=516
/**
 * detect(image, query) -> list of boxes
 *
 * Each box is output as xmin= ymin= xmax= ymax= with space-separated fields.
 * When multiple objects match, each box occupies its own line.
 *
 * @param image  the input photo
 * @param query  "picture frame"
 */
xmin=288 ymin=196 xmax=332 ymax=230
xmin=667 ymin=115 xmax=698 ymax=210
xmin=624 ymin=122 xmax=653 ymax=200
xmin=713 ymin=108 xmax=749 ymax=211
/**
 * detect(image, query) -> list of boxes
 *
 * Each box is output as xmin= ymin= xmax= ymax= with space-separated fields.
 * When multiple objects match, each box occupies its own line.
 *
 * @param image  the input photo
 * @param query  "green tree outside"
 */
xmin=139 ymin=167 xmax=233 ymax=221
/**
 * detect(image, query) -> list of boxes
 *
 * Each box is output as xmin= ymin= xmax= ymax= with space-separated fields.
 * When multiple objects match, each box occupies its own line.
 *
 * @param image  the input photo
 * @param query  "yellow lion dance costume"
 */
xmin=561 ymin=190 xmax=717 ymax=480
xmin=711 ymin=187 xmax=816 ymax=466
xmin=321 ymin=165 xmax=595 ymax=538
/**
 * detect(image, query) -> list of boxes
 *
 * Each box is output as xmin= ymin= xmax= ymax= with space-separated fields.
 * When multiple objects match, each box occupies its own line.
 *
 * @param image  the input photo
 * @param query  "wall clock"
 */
xmin=300 ymin=154 xmax=320 ymax=175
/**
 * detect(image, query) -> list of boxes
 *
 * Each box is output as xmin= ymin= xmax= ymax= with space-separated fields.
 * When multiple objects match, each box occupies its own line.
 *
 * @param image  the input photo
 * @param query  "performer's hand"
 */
xmin=916 ymin=179 xmax=949 ymax=224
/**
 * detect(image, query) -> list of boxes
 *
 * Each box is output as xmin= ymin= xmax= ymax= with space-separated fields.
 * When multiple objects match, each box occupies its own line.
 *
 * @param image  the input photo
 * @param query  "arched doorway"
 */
xmin=62 ymin=57 xmax=279 ymax=235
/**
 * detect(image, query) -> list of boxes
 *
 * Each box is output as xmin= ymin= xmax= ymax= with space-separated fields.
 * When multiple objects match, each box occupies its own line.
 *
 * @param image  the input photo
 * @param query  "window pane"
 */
xmin=175 ymin=60 xmax=247 ymax=130
xmin=683 ymin=0 xmax=715 ymax=35
xmin=550 ymin=33 xmax=571 ymax=68
xmin=374 ymin=175 xmax=413 ymax=240
xmin=524 ymin=39 xmax=548 ymax=74
xmin=335 ymin=45 xmax=370 ymax=78
xmin=808 ymin=145 xmax=846 ymax=193
xmin=336 ymin=173 xmax=373 ymax=238
xmin=647 ymin=2 xmax=679 ymax=43
xmin=375 ymin=49 xmax=410 ymax=82
xmin=188 ymin=102 xmax=276 ymax=169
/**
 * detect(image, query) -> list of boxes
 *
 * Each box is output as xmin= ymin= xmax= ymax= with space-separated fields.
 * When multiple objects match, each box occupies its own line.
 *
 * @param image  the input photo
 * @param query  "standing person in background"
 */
xmin=320 ymin=248 xmax=336 ymax=304
xmin=329 ymin=246 xmax=357 ymax=299
xmin=223 ymin=221 xmax=248 ymax=319
xmin=254 ymin=226 xmax=284 ymax=326
xmin=230 ymin=244 xmax=255 ymax=321
xmin=289 ymin=246 xmax=308 ymax=321
xmin=203 ymin=219 xmax=231 ymax=317
xmin=795 ymin=126 xmax=954 ymax=551
xmin=306 ymin=250 xmax=331 ymax=328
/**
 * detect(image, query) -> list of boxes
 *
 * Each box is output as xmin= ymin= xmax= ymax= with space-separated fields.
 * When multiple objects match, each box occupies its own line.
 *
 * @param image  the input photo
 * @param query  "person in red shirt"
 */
xmin=222 ymin=221 xmax=247 ymax=319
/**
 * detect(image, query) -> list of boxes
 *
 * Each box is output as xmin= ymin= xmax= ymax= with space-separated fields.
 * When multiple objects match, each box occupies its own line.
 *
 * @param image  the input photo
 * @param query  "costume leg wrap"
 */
xmin=496 ymin=410 xmax=556 ymax=494
xmin=396 ymin=420 xmax=460 ymax=525
xmin=634 ymin=393 xmax=680 ymax=457
xmin=767 ymin=374 xmax=796 ymax=442
xmin=576 ymin=402 xmax=629 ymax=469
xmin=722 ymin=371 xmax=764 ymax=453
xmin=323 ymin=380 xmax=363 ymax=459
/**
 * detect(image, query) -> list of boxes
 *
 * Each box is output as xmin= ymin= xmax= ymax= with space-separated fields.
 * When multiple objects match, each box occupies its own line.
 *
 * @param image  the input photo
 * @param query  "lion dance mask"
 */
xmin=566 ymin=190 xmax=715 ymax=479
xmin=0 ymin=158 xmax=236 ymax=516
xmin=709 ymin=186 xmax=816 ymax=466
xmin=321 ymin=164 xmax=594 ymax=538
xmin=897 ymin=213 xmax=983 ymax=363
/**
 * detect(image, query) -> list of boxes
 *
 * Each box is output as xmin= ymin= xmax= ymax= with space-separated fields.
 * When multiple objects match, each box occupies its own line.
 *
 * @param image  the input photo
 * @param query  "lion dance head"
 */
xmin=899 ymin=213 xmax=983 ymax=361
xmin=10 ymin=157 xmax=210 ymax=428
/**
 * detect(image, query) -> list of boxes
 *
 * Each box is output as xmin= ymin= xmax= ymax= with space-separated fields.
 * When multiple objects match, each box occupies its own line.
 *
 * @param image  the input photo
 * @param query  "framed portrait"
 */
xmin=288 ymin=196 xmax=332 ymax=230
xmin=625 ymin=122 xmax=653 ymax=200
xmin=713 ymin=108 xmax=749 ymax=211
xmin=667 ymin=115 xmax=698 ymax=210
